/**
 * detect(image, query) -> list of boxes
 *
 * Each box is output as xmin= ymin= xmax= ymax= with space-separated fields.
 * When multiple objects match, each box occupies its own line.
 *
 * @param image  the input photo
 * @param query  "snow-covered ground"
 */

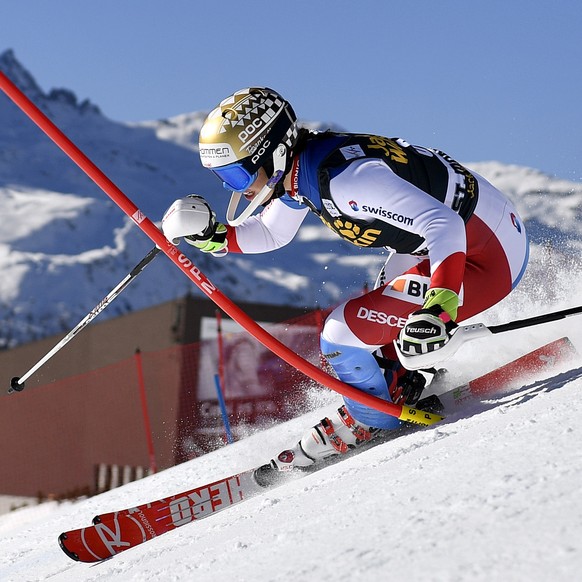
xmin=1 ymin=305 xmax=581 ymax=582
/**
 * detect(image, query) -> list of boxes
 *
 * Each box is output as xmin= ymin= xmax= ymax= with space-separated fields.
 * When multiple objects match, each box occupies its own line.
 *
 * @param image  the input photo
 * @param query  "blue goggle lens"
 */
xmin=212 ymin=163 xmax=258 ymax=192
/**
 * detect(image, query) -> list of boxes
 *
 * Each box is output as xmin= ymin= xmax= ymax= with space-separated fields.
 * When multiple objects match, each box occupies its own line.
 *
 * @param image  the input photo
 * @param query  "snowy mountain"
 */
xmin=2 ymin=48 xmax=582 ymax=348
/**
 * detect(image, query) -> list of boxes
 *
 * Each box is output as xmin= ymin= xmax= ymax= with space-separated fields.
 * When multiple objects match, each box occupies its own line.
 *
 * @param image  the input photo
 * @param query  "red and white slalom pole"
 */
xmin=0 ymin=71 xmax=440 ymax=425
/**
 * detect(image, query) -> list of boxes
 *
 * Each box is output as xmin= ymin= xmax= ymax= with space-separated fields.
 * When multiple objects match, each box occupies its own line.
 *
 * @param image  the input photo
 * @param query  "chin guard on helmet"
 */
xmin=225 ymin=144 xmax=288 ymax=226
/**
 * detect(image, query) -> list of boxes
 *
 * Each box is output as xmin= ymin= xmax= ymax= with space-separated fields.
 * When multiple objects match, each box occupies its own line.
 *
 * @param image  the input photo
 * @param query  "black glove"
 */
xmin=390 ymin=370 xmax=427 ymax=406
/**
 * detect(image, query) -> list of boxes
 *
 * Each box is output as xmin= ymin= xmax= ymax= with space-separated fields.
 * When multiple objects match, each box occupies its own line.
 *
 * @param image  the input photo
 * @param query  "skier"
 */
xmin=161 ymin=87 xmax=529 ymax=471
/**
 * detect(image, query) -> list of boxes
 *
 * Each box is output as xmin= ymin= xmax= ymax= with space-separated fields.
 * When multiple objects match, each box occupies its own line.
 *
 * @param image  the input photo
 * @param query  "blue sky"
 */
xmin=2 ymin=0 xmax=581 ymax=181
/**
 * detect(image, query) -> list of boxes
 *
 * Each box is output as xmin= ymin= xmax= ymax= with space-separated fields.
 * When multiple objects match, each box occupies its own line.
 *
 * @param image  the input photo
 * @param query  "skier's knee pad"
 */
xmin=320 ymin=337 xmax=402 ymax=430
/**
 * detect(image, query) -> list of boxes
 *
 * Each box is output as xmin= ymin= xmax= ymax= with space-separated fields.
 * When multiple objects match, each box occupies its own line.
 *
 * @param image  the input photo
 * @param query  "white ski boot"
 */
xmin=273 ymin=405 xmax=380 ymax=471
xmin=252 ymin=391 xmax=446 ymax=488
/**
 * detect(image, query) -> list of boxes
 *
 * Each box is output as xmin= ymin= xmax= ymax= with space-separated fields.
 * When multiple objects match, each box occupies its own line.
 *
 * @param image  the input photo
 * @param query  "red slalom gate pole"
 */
xmin=134 ymin=349 xmax=157 ymax=474
xmin=0 ymin=71 xmax=441 ymax=426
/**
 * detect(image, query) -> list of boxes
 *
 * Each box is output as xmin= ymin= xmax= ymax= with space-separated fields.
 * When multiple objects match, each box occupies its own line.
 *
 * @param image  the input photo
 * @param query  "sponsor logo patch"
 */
xmin=340 ymin=144 xmax=365 ymax=159
xmin=199 ymin=143 xmax=237 ymax=165
xmin=360 ymin=205 xmax=414 ymax=226
xmin=278 ymin=450 xmax=295 ymax=464
xmin=322 ymin=199 xmax=342 ymax=218
xmin=356 ymin=306 xmax=407 ymax=327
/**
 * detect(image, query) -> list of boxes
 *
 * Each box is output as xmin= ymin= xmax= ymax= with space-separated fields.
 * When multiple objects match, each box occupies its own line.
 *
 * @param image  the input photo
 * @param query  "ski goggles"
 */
xmin=211 ymin=162 xmax=258 ymax=192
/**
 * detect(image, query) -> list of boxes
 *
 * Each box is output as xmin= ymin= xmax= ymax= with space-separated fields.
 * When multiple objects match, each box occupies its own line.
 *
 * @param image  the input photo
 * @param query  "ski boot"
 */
xmin=254 ymin=405 xmax=380 ymax=487
xmin=389 ymin=369 xmax=427 ymax=405
xmin=387 ymin=364 xmax=447 ymax=409
xmin=253 ymin=370 xmax=448 ymax=487
xmin=406 ymin=368 xmax=447 ymax=414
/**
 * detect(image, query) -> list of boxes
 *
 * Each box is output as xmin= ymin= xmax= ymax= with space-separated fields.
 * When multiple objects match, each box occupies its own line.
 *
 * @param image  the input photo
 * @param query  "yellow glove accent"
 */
xmin=423 ymin=288 xmax=459 ymax=321
xmin=186 ymin=223 xmax=228 ymax=254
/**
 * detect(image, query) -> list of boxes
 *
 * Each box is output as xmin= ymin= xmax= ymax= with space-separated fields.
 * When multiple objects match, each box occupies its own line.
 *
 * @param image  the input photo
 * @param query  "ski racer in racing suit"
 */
xmin=161 ymin=87 xmax=529 ymax=470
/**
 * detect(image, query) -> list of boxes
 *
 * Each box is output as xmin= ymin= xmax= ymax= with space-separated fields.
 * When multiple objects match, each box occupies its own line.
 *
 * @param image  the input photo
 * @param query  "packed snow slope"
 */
xmin=2 ymin=254 xmax=582 ymax=581
xmin=2 ymin=49 xmax=582 ymax=347
xmin=0 ymin=303 xmax=581 ymax=582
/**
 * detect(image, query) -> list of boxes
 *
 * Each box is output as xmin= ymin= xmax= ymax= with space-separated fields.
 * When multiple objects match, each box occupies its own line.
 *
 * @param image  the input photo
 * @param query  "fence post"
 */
xmin=134 ymin=348 xmax=157 ymax=474
xmin=215 ymin=310 xmax=227 ymax=399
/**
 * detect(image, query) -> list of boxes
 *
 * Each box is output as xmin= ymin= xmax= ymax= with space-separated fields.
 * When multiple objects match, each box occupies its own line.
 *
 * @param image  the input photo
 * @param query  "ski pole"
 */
xmin=0 ymin=71 xmax=440 ymax=425
xmin=8 ymin=246 xmax=161 ymax=393
xmin=395 ymin=304 xmax=582 ymax=371
xmin=488 ymin=305 xmax=582 ymax=334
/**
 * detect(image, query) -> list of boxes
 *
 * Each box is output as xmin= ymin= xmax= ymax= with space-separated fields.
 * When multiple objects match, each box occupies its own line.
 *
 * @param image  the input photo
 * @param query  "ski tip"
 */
xmin=560 ymin=336 xmax=577 ymax=354
xmin=58 ymin=532 xmax=80 ymax=562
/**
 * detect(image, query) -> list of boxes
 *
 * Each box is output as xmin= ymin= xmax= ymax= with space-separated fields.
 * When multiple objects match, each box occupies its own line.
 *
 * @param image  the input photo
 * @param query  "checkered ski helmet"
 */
xmin=199 ymin=87 xmax=298 ymax=180
xmin=199 ymin=87 xmax=299 ymax=225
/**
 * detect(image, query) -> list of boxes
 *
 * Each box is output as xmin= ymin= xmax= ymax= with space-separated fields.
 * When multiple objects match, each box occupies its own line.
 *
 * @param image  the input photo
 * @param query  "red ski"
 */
xmin=58 ymin=469 xmax=267 ymax=563
xmin=437 ymin=336 xmax=575 ymax=410
xmin=59 ymin=337 xmax=575 ymax=563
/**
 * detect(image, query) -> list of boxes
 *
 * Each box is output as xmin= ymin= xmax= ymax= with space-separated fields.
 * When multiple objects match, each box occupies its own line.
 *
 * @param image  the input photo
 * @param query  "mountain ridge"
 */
xmin=1 ymin=49 xmax=581 ymax=348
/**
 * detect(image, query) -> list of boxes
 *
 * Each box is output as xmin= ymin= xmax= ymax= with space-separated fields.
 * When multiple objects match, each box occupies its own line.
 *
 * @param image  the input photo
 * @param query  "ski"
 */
xmin=58 ymin=337 xmax=575 ymax=563
xmin=58 ymin=469 xmax=268 ymax=563
xmin=435 ymin=336 xmax=576 ymax=410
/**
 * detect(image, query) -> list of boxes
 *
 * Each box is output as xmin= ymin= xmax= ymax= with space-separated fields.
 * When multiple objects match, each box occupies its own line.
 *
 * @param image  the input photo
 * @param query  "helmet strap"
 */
xmin=226 ymin=144 xmax=288 ymax=226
